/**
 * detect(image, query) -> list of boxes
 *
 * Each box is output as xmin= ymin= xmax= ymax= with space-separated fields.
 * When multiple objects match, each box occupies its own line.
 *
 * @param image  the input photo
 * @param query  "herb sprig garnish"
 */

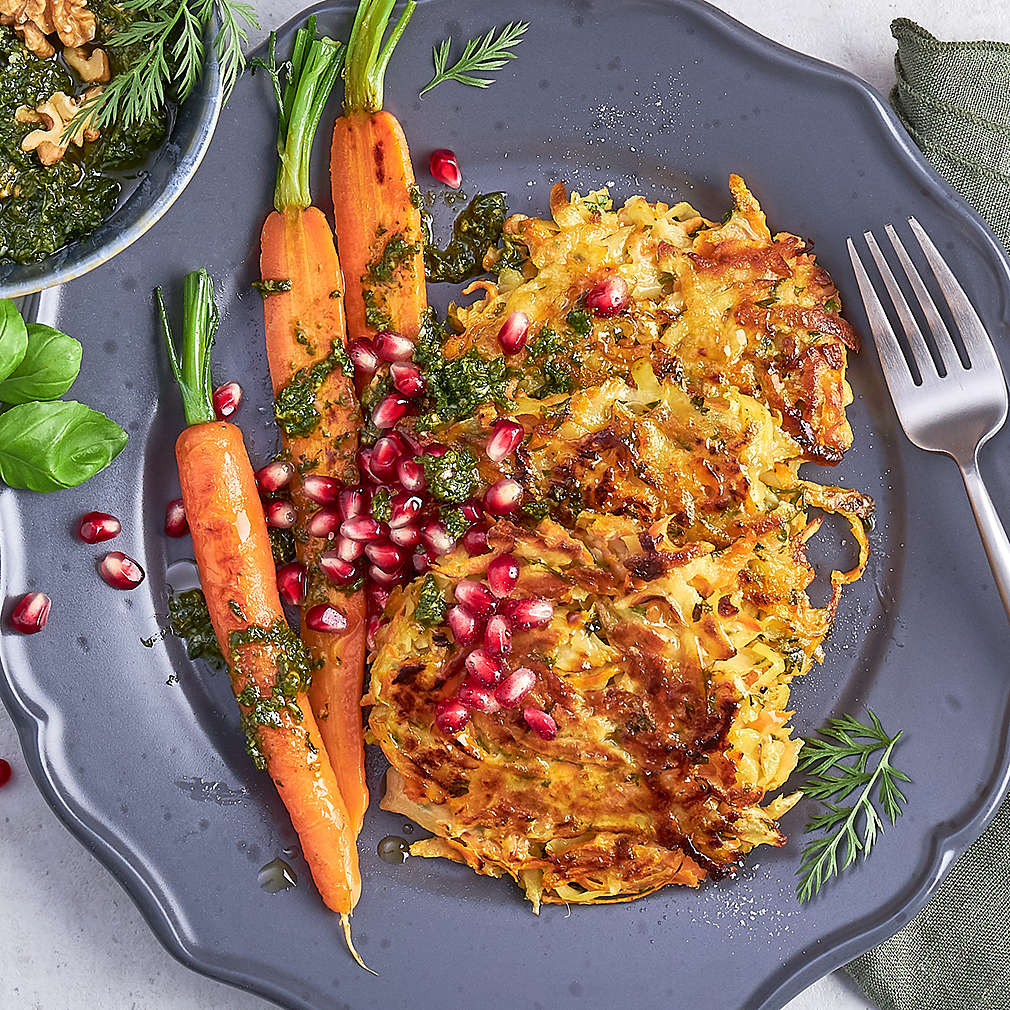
xmin=66 ymin=0 xmax=259 ymax=138
xmin=796 ymin=711 xmax=909 ymax=902
xmin=419 ymin=20 xmax=529 ymax=97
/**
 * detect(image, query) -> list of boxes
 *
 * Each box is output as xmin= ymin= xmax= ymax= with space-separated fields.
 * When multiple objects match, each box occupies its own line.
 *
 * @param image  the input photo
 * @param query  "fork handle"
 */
xmin=959 ymin=456 xmax=1010 ymax=621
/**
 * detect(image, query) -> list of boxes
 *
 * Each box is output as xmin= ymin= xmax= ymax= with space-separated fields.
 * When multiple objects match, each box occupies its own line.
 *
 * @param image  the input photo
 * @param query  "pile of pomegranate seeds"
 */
xmin=432 ymin=552 xmax=557 ymax=740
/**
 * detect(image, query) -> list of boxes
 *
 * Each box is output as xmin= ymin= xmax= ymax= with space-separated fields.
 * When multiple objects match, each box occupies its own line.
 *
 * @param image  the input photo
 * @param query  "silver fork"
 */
xmin=847 ymin=218 xmax=1010 ymax=619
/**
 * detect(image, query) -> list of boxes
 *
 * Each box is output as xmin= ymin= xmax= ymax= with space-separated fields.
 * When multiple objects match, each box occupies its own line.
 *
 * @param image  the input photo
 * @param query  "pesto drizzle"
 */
xmin=273 ymin=339 xmax=353 ymax=437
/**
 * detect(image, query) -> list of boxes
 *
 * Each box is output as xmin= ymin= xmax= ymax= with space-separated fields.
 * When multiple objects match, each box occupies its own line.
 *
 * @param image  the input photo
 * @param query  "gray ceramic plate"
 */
xmin=3 ymin=2 xmax=1010 ymax=1009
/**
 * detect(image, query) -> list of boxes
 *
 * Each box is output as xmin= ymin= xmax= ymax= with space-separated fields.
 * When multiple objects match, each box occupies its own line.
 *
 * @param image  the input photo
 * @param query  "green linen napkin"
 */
xmin=846 ymin=19 xmax=1010 ymax=1010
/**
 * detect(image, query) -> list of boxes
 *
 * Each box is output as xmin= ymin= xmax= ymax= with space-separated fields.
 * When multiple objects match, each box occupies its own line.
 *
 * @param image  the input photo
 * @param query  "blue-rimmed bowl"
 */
xmin=0 ymin=47 xmax=223 ymax=299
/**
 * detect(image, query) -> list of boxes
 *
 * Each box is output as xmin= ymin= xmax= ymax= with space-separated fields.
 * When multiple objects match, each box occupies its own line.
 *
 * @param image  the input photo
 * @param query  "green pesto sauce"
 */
xmin=0 ymin=8 xmax=166 ymax=264
xmin=566 ymin=308 xmax=592 ymax=336
xmin=422 ymin=447 xmax=479 ymax=504
xmin=525 ymin=325 xmax=576 ymax=399
xmin=253 ymin=278 xmax=292 ymax=298
xmin=362 ymin=288 xmax=393 ymax=330
xmin=273 ymin=339 xmax=352 ymax=437
xmin=269 ymin=527 xmax=297 ymax=565
xmin=424 ymin=191 xmax=508 ymax=285
xmin=441 ymin=506 xmax=468 ymax=540
xmin=370 ymin=485 xmax=392 ymax=522
xmin=413 ymin=574 xmax=447 ymax=628
xmin=168 ymin=589 xmax=225 ymax=669
xmin=365 ymin=232 xmax=419 ymax=285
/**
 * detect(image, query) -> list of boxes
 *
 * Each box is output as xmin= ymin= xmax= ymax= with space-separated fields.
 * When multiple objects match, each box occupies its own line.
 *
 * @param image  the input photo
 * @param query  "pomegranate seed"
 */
xmin=487 ymin=554 xmax=520 ymax=597
xmin=372 ymin=394 xmax=411 ymax=430
xmin=390 ymin=491 xmax=424 ymax=528
xmin=585 ymin=275 xmax=629 ymax=317
xmin=397 ymin=458 xmax=426 ymax=492
xmin=99 ymin=551 xmax=145 ymax=590
xmin=358 ymin=448 xmax=380 ymax=483
xmin=484 ymin=477 xmax=524 ymax=515
xmin=454 ymin=579 xmax=496 ymax=617
xmin=78 ymin=511 xmax=122 ymax=544
xmin=390 ymin=361 xmax=426 ymax=397
xmin=462 ymin=525 xmax=489 ymax=555
xmin=276 ymin=562 xmax=308 ymax=605
xmin=304 ymin=603 xmax=348 ymax=633
xmin=497 ymin=311 xmax=529 ymax=355
xmin=266 ymin=500 xmax=297 ymax=530
xmin=372 ymin=436 xmax=403 ymax=479
xmin=374 ymin=330 xmax=415 ymax=362
xmin=435 ymin=697 xmax=469 ymax=734
xmin=366 ymin=614 xmax=381 ymax=649
xmin=368 ymin=564 xmax=404 ymax=587
xmin=486 ymin=419 xmax=524 ymax=462
xmin=523 ymin=707 xmax=558 ymax=740
xmin=212 ymin=381 xmax=242 ymax=419
xmin=336 ymin=535 xmax=365 ymax=562
xmin=484 ymin=615 xmax=512 ymax=657
xmin=164 ymin=498 xmax=188 ymax=538
xmin=366 ymin=584 xmax=390 ymax=615
xmin=425 ymin=443 xmax=447 ymax=459
xmin=460 ymin=499 xmax=483 ymax=522
xmin=507 ymin=597 xmax=554 ymax=629
xmin=10 ymin=592 xmax=50 ymax=634
xmin=341 ymin=515 xmax=386 ymax=542
xmin=458 ymin=682 xmax=500 ymax=714
xmin=349 ymin=338 xmax=379 ymax=376
xmin=0 ymin=758 xmax=10 ymax=786
xmin=339 ymin=486 xmax=369 ymax=519
xmin=465 ymin=648 xmax=502 ymax=687
xmin=494 ymin=667 xmax=536 ymax=707
xmin=365 ymin=542 xmax=404 ymax=572
xmin=302 ymin=475 xmax=342 ymax=504
xmin=307 ymin=506 xmax=346 ymax=539
xmin=319 ymin=552 xmax=358 ymax=585
xmin=422 ymin=520 xmax=455 ymax=557
xmin=413 ymin=550 xmax=431 ymax=574
xmin=429 ymin=148 xmax=462 ymax=189
xmin=389 ymin=523 xmax=421 ymax=549
xmin=447 ymin=605 xmax=480 ymax=646
xmin=255 ymin=460 xmax=295 ymax=493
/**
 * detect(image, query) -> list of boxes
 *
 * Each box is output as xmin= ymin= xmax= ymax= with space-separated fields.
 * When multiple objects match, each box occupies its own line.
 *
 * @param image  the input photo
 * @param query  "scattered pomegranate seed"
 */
xmin=306 ymin=507 xmax=343 ymax=539
xmin=372 ymin=394 xmax=411 ymax=430
xmin=305 ymin=603 xmax=348 ymax=633
xmin=429 ymin=148 xmax=462 ymax=189
xmin=497 ymin=311 xmax=530 ymax=355
xmin=374 ymin=330 xmax=415 ymax=362
xmin=484 ymin=615 xmax=512 ymax=657
xmin=460 ymin=499 xmax=483 ymax=522
xmin=99 ymin=551 xmax=145 ymax=590
xmin=396 ymin=458 xmax=426 ymax=492
xmin=164 ymin=498 xmax=188 ymax=538
xmin=458 ymin=682 xmax=499 ymax=714
xmin=255 ymin=461 xmax=295 ymax=494
xmin=349 ymin=338 xmax=379 ymax=376
xmin=371 ymin=436 xmax=402 ymax=479
xmin=507 ymin=597 xmax=554 ymax=629
xmin=78 ymin=511 xmax=121 ymax=544
xmin=455 ymin=579 xmax=496 ymax=617
xmin=212 ymin=381 xmax=242 ymax=419
xmin=276 ymin=562 xmax=308 ymax=605
xmin=461 ymin=525 xmax=489 ymax=555
xmin=485 ymin=419 xmax=524 ymax=462
xmin=366 ymin=614 xmax=382 ymax=650
xmin=358 ymin=447 xmax=380 ymax=482
xmin=421 ymin=520 xmax=455 ymax=557
xmin=523 ymin=707 xmax=558 ymax=740
xmin=447 ymin=605 xmax=480 ymax=646
xmin=266 ymin=500 xmax=297 ymax=529
xmin=484 ymin=477 xmax=523 ymax=515
xmin=435 ymin=697 xmax=469 ymax=734
xmin=9 ymin=592 xmax=50 ymax=634
xmin=487 ymin=553 xmax=520 ymax=597
xmin=341 ymin=515 xmax=386 ymax=542
xmin=494 ymin=667 xmax=536 ymax=707
xmin=390 ymin=492 xmax=424 ymax=528
xmin=339 ymin=486 xmax=369 ymax=519
xmin=336 ymin=535 xmax=365 ymax=562
xmin=465 ymin=648 xmax=502 ymax=687
xmin=365 ymin=542 xmax=404 ymax=572
xmin=367 ymin=564 xmax=402 ymax=587
xmin=302 ymin=475 xmax=342 ymax=504
xmin=390 ymin=361 xmax=425 ymax=397
xmin=0 ymin=758 xmax=10 ymax=787
xmin=319 ymin=552 xmax=358 ymax=585
xmin=585 ymin=275 xmax=629 ymax=317
xmin=425 ymin=443 xmax=448 ymax=459
xmin=413 ymin=550 xmax=431 ymax=574
xmin=366 ymin=584 xmax=390 ymax=615
xmin=389 ymin=523 xmax=421 ymax=549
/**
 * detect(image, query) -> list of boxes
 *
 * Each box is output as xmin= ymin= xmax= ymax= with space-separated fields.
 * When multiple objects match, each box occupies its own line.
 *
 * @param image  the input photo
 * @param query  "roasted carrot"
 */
xmin=257 ymin=22 xmax=369 ymax=832
xmin=330 ymin=0 xmax=428 ymax=344
xmin=158 ymin=270 xmax=366 ymax=964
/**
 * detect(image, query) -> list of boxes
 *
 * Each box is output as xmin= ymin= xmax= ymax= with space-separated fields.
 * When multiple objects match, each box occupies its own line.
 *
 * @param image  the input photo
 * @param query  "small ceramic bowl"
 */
xmin=0 ymin=50 xmax=223 ymax=299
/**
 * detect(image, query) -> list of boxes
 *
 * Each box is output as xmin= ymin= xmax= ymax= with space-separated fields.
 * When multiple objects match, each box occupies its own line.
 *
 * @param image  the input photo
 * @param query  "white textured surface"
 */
xmin=2 ymin=1 xmax=1007 ymax=1008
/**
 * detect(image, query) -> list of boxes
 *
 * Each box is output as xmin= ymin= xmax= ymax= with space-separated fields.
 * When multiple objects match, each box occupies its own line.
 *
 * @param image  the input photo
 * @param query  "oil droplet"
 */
xmin=258 ymin=857 xmax=297 ymax=893
xmin=377 ymin=835 xmax=410 ymax=864
xmin=402 ymin=823 xmax=414 ymax=834
xmin=166 ymin=558 xmax=201 ymax=594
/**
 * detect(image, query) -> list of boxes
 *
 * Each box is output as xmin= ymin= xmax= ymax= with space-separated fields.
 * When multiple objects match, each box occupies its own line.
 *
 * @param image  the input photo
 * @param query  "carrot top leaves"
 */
xmin=343 ymin=0 xmax=416 ymax=114
xmin=158 ymin=269 xmax=219 ymax=427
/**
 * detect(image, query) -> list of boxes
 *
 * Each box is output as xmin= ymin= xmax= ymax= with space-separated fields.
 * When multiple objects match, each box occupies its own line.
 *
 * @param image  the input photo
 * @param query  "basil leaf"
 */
xmin=0 ymin=324 xmax=82 ymax=404
xmin=0 ymin=299 xmax=28 ymax=382
xmin=0 ymin=400 xmax=128 ymax=492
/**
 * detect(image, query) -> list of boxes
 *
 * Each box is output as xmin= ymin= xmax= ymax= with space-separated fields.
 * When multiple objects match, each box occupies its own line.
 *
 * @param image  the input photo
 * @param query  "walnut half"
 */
xmin=63 ymin=44 xmax=109 ymax=83
xmin=21 ymin=86 xmax=102 ymax=166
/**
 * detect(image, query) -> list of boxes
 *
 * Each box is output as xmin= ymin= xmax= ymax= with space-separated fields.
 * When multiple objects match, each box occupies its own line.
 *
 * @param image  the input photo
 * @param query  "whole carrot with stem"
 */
xmin=257 ymin=20 xmax=369 ymax=832
xmin=330 ymin=0 xmax=428 ymax=346
xmin=159 ymin=269 xmax=367 ymax=965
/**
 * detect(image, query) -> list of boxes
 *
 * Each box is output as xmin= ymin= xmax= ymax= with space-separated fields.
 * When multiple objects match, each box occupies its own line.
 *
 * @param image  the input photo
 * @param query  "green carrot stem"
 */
xmin=343 ymin=0 xmax=416 ymax=114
